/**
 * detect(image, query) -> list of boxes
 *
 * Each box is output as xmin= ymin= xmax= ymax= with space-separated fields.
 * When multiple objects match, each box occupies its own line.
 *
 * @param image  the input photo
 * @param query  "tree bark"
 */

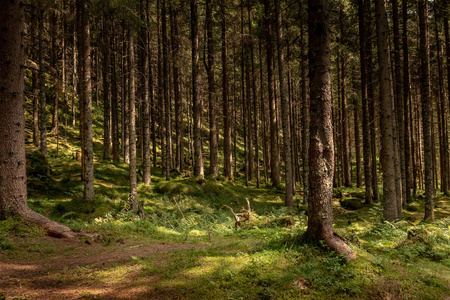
xmin=375 ymin=0 xmax=399 ymax=221
xmin=102 ymin=15 xmax=111 ymax=161
xmin=0 ymin=0 xmax=74 ymax=238
xmin=191 ymin=0 xmax=204 ymax=178
xmin=77 ymin=0 xmax=95 ymax=201
xmin=128 ymin=24 xmax=138 ymax=212
xmin=307 ymin=0 xmax=355 ymax=260
xmin=276 ymin=0 xmax=294 ymax=206
xmin=222 ymin=0 xmax=232 ymax=179
xmin=38 ymin=8 xmax=47 ymax=156
xmin=419 ymin=0 xmax=434 ymax=220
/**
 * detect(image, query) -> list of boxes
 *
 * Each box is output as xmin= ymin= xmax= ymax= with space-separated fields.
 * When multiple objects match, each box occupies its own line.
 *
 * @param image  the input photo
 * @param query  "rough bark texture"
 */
xmin=307 ymin=0 xmax=356 ymax=260
xmin=419 ymin=0 xmax=434 ymax=220
xmin=375 ymin=0 xmax=399 ymax=221
xmin=162 ymin=0 xmax=171 ymax=180
xmin=141 ymin=0 xmax=151 ymax=185
xmin=128 ymin=25 xmax=138 ymax=213
xmin=77 ymin=0 xmax=95 ymax=201
xmin=0 ymin=0 xmax=74 ymax=238
xmin=276 ymin=0 xmax=294 ymax=206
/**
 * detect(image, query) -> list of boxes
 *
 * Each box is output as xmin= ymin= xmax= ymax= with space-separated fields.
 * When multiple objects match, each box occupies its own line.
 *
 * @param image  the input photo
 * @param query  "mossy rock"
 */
xmin=339 ymin=197 xmax=363 ymax=210
xmin=350 ymin=192 xmax=366 ymax=200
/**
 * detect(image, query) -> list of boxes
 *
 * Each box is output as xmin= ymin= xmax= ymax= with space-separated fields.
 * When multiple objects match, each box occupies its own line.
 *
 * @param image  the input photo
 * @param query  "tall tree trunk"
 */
xmin=341 ymin=51 xmax=351 ymax=187
xmin=140 ymin=0 xmax=151 ymax=185
xmin=443 ymin=0 xmax=450 ymax=191
xmin=403 ymin=0 xmax=412 ymax=202
xmin=352 ymin=69 xmax=362 ymax=188
xmin=392 ymin=0 xmax=406 ymax=206
xmin=162 ymin=0 xmax=171 ymax=180
xmin=191 ymin=0 xmax=204 ymax=178
xmin=248 ymin=2 xmax=260 ymax=187
xmin=276 ymin=0 xmax=294 ymax=206
xmin=222 ymin=0 xmax=232 ymax=179
xmin=77 ymin=0 xmax=95 ymax=201
xmin=206 ymin=0 xmax=218 ymax=179
xmin=434 ymin=8 xmax=449 ymax=194
xmin=419 ymin=0 xmax=434 ymax=220
xmin=102 ymin=15 xmax=111 ymax=161
xmin=365 ymin=0 xmax=379 ymax=201
xmin=375 ymin=0 xmax=399 ymax=221
xmin=38 ymin=8 xmax=47 ymax=156
xmin=264 ymin=0 xmax=281 ymax=188
xmin=300 ymin=0 xmax=309 ymax=205
xmin=111 ymin=29 xmax=120 ymax=162
xmin=307 ymin=0 xmax=355 ymax=260
xmin=0 ymin=0 xmax=75 ymax=238
xmin=128 ymin=25 xmax=138 ymax=212
xmin=171 ymin=5 xmax=183 ymax=173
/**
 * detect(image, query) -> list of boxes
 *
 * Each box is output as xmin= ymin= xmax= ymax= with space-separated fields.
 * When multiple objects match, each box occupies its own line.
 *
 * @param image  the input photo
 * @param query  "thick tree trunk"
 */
xmin=419 ymin=0 xmax=434 ymax=220
xmin=276 ymin=0 xmax=294 ymax=206
xmin=307 ymin=0 xmax=355 ymax=260
xmin=375 ymin=0 xmax=399 ymax=221
xmin=191 ymin=0 xmax=204 ymax=178
xmin=0 ymin=0 xmax=74 ymax=238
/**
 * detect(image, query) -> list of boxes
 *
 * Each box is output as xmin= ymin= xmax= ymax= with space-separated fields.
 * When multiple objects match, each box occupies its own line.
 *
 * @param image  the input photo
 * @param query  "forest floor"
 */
xmin=1 ymin=110 xmax=450 ymax=299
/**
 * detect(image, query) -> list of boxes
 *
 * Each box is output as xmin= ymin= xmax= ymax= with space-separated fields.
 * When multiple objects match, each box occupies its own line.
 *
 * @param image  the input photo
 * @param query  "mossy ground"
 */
xmin=1 ymin=106 xmax=449 ymax=299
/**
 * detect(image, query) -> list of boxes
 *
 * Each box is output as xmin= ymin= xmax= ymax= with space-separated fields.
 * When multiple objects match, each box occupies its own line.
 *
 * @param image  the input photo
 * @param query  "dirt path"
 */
xmin=0 ymin=236 xmax=203 ymax=299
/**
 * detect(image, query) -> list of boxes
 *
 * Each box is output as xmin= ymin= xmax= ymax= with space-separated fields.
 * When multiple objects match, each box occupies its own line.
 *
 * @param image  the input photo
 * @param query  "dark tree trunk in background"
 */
xmin=111 ymin=30 xmax=120 ymax=162
xmin=38 ymin=8 xmax=47 ymax=156
xmin=375 ymin=0 xmax=399 ymax=221
xmin=162 ymin=0 xmax=171 ymax=180
xmin=403 ymin=0 xmax=412 ymax=202
xmin=206 ymin=0 xmax=219 ymax=179
xmin=443 ymin=0 xmax=450 ymax=192
xmin=222 ymin=0 xmax=232 ymax=179
xmin=264 ymin=0 xmax=281 ymax=188
xmin=141 ymin=0 xmax=151 ymax=185
xmin=419 ymin=0 xmax=434 ymax=221
xmin=300 ymin=0 xmax=309 ymax=205
xmin=307 ymin=0 xmax=355 ymax=260
xmin=102 ymin=15 xmax=111 ymax=161
xmin=191 ymin=0 xmax=204 ymax=178
xmin=171 ymin=5 xmax=183 ymax=173
xmin=276 ymin=0 xmax=294 ymax=206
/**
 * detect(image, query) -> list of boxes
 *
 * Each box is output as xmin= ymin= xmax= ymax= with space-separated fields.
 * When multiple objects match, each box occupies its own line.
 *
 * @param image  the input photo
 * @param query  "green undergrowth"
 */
xmin=2 ymin=108 xmax=448 ymax=299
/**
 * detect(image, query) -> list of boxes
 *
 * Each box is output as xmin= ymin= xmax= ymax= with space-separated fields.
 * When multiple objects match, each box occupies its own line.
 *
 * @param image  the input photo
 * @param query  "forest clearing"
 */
xmin=2 ymin=0 xmax=450 ymax=298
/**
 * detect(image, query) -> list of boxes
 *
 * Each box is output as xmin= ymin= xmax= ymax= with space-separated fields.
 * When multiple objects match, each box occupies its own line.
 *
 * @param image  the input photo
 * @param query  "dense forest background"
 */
xmin=1 ymin=0 xmax=450 ymax=298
